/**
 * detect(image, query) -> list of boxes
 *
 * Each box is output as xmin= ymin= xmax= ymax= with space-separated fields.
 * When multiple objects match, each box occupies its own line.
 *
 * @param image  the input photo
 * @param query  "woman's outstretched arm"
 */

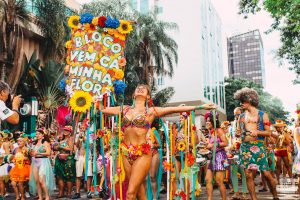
xmin=153 ymin=103 xmax=215 ymax=117
xmin=101 ymin=106 xmax=121 ymax=115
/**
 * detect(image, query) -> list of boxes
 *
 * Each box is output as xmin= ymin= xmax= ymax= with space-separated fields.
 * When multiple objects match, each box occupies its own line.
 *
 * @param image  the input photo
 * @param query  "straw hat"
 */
xmin=273 ymin=119 xmax=286 ymax=127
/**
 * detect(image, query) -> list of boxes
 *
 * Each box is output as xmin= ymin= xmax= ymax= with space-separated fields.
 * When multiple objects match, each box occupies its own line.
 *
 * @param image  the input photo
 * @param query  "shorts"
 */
xmin=274 ymin=149 xmax=288 ymax=157
xmin=76 ymin=155 xmax=92 ymax=177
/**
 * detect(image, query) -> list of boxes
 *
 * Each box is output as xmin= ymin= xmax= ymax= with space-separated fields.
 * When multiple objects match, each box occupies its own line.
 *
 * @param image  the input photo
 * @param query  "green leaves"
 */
xmin=225 ymin=77 xmax=289 ymax=123
xmin=239 ymin=0 xmax=300 ymax=83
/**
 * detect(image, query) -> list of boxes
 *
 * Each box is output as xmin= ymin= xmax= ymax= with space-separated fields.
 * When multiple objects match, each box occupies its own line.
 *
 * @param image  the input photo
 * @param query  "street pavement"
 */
xmin=4 ymin=179 xmax=300 ymax=199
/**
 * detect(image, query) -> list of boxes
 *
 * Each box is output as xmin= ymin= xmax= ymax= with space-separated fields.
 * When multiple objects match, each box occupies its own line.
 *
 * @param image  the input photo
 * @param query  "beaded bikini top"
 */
xmin=121 ymin=106 xmax=151 ymax=131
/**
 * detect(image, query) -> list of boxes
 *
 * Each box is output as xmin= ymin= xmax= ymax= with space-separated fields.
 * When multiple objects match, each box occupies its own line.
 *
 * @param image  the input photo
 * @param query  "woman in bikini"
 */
xmin=29 ymin=128 xmax=54 ymax=200
xmin=102 ymin=84 xmax=215 ymax=200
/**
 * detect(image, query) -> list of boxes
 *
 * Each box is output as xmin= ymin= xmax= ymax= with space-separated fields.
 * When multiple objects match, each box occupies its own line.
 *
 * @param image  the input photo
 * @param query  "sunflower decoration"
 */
xmin=117 ymin=20 xmax=133 ymax=35
xmin=69 ymin=91 xmax=92 ymax=113
xmin=177 ymin=141 xmax=186 ymax=151
xmin=68 ymin=16 xmax=80 ymax=29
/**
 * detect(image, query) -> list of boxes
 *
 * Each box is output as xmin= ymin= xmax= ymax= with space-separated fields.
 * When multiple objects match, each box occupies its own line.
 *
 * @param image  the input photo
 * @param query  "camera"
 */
xmin=5 ymin=94 xmax=24 ymax=109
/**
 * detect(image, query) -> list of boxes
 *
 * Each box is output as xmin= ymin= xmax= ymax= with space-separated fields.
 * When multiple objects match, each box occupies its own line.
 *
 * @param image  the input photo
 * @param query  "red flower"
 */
xmin=175 ymin=190 xmax=186 ymax=200
xmin=97 ymin=129 xmax=104 ymax=138
xmin=107 ymin=69 xmax=115 ymax=76
xmin=141 ymin=143 xmax=151 ymax=154
xmin=192 ymin=125 xmax=197 ymax=131
xmin=187 ymin=153 xmax=195 ymax=166
xmin=98 ymin=16 xmax=107 ymax=28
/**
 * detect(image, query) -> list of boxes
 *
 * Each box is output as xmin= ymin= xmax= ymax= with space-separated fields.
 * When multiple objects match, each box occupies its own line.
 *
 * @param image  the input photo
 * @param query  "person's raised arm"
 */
xmin=153 ymin=103 xmax=215 ymax=117
xmin=101 ymin=106 xmax=121 ymax=115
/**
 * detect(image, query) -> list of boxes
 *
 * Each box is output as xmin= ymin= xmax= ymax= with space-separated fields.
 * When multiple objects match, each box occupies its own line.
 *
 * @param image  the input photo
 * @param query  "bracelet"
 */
xmin=194 ymin=105 xmax=204 ymax=110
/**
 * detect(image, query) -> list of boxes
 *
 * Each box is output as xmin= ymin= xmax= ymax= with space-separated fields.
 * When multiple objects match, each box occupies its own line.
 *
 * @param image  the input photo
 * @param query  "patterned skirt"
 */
xmin=239 ymin=141 xmax=269 ymax=172
xmin=208 ymin=149 xmax=227 ymax=171
xmin=54 ymin=155 xmax=76 ymax=182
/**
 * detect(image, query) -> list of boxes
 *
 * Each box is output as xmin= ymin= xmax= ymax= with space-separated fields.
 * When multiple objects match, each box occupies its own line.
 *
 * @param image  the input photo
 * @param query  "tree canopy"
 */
xmin=239 ymin=0 xmax=300 ymax=83
xmin=225 ymin=77 xmax=289 ymax=123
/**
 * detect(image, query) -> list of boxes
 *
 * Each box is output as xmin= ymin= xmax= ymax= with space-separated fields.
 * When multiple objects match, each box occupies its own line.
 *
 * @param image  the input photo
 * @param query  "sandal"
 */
xmin=230 ymin=193 xmax=241 ymax=200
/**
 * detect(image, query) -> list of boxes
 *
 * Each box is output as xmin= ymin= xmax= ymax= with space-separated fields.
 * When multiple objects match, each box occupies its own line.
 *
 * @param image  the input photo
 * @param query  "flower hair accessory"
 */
xmin=204 ymin=111 xmax=219 ymax=121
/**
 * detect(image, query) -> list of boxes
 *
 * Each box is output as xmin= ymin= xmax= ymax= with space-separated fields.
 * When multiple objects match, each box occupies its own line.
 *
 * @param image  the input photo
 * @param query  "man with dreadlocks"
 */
xmin=234 ymin=87 xmax=279 ymax=200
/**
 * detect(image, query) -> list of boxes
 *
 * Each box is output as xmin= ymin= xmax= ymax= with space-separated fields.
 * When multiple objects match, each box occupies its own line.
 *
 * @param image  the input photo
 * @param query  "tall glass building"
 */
xmin=227 ymin=30 xmax=266 ymax=87
xmin=130 ymin=0 xmax=226 ymax=121
xmin=129 ymin=0 xmax=163 ymax=14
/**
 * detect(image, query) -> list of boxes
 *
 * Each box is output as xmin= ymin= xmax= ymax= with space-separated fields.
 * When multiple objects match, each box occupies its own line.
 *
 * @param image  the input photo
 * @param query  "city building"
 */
xmin=21 ymin=0 xmax=80 ymax=61
xmin=130 ymin=0 xmax=163 ymax=14
xmin=227 ymin=29 xmax=266 ymax=87
xmin=147 ymin=0 xmax=226 ymax=124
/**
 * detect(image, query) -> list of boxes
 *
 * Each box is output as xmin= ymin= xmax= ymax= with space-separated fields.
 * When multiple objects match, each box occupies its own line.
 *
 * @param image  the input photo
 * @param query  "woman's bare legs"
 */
xmin=39 ymin=176 xmax=50 ymax=200
xmin=205 ymin=169 xmax=214 ymax=200
xmin=215 ymin=171 xmax=226 ymax=200
xmin=126 ymin=154 xmax=151 ymax=200
xmin=150 ymin=153 xmax=159 ymax=199
xmin=11 ymin=181 xmax=19 ymax=200
xmin=33 ymin=166 xmax=43 ymax=200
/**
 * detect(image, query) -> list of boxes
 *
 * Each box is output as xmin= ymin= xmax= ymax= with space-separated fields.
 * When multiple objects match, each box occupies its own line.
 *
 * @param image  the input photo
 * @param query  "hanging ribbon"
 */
xmin=212 ymin=110 xmax=217 ymax=171
xmin=153 ymin=129 xmax=163 ymax=199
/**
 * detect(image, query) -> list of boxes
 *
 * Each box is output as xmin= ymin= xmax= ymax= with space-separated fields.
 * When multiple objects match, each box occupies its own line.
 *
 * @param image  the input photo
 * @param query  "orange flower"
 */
xmin=118 ymin=57 xmax=127 ymax=67
xmin=187 ymin=153 xmax=195 ymax=166
xmin=114 ymin=69 xmax=124 ymax=80
xmin=163 ymin=161 xmax=171 ymax=171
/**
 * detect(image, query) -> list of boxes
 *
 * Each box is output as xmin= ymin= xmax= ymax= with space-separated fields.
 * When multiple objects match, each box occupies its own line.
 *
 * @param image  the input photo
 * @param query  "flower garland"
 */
xmin=67 ymin=13 xmax=133 ymax=37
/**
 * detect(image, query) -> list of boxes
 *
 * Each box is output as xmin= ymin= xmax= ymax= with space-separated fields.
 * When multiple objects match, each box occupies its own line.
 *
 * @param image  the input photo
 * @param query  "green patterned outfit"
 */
xmin=239 ymin=110 xmax=269 ymax=172
xmin=239 ymin=141 xmax=269 ymax=171
xmin=54 ymin=155 xmax=76 ymax=182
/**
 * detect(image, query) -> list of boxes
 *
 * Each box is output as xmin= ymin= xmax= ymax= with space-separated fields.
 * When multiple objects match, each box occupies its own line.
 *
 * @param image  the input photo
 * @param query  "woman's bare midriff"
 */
xmin=123 ymin=127 xmax=149 ymax=145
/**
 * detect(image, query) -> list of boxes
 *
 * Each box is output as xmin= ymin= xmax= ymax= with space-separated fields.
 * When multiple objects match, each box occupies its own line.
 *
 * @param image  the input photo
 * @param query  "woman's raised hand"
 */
xmin=201 ymin=103 xmax=216 ymax=110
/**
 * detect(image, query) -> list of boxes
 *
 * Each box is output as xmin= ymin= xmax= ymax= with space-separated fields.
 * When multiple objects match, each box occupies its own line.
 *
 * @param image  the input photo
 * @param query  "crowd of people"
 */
xmin=1 ymin=81 xmax=300 ymax=200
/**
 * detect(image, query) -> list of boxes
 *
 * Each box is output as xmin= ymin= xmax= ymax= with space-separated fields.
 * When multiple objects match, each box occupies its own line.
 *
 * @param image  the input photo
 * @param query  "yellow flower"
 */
xmin=117 ymin=20 xmax=133 ymax=34
xmin=114 ymin=69 xmax=124 ymax=80
xmin=84 ymin=23 xmax=91 ymax=30
xmin=88 ymin=46 xmax=94 ymax=53
xmin=107 ymin=28 xmax=126 ymax=40
xmin=68 ymin=16 xmax=80 ymax=29
xmin=69 ymin=91 xmax=92 ymax=113
xmin=65 ymin=40 xmax=72 ymax=49
xmin=92 ymin=17 xmax=98 ymax=26
xmin=93 ymin=63 xmax=101 ymax=70
xmin=177 ymin=141 xmax=186 ymax=151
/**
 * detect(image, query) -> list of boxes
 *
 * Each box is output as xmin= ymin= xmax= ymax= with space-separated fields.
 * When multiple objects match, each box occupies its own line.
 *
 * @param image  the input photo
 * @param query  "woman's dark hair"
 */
xmin=204 ymin=111 xmax=220 ymax=128
xmin=34 ymin=129 xmax=50 ymax=145
xmin=234 ymin=87 xmax=259 ymax=107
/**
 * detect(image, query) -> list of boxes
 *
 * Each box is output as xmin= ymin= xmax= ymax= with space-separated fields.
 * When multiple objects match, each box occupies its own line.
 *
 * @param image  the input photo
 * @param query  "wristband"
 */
xmin=194 ymin=105 xmax=204 ymax=110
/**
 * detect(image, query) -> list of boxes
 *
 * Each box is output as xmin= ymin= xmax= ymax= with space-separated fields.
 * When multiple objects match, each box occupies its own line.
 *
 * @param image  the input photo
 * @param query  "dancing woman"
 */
xmin=102 ymin=84 xmax=214 ymax=200
xmin=53 ymin=126 xmax=76 ymax=198
xmin=10 ymin=136 xmax=30 ymax=200
xmin=29 ymin=129 xmax=54 ymax=200
xmin=204 ymin=111 xmax=228 ymax=200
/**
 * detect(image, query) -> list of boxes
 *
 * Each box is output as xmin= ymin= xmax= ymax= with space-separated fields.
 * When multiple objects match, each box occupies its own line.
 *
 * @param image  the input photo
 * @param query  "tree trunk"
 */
xmin=0 ymin=63 xmax=5 ymax=81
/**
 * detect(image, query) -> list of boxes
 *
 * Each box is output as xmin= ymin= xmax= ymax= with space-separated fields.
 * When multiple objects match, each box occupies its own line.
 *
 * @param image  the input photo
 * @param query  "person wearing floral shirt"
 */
xmin=234 ymin=88 xmax=278 ymax=200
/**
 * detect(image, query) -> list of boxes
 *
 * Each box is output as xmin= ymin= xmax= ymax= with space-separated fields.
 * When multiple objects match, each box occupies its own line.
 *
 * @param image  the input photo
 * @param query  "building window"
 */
xmin=157 ymin=77 xmax=164 ymax=86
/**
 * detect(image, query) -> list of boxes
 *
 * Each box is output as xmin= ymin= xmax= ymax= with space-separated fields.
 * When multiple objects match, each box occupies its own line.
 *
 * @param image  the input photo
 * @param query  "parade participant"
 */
xmin=0 ymin=130 xmax=13 ymax=199
xmin=54 ymin=125 xmax=76 ymax=198
xmin=273 ymin=120 xmax=293 ymax=184
xmin=260 ymin=130 xmax=276 ymax=192
xmin=234 ymin=87 xmax=278 ymax=200
xmin=293 ymin=113 xmax=300 ymax=195
xmin=29 ymin=128 xmax=54 ymax=200
xmin=228 ymin=107 xmax=249 ymax=200
xmin=149 ymin=128 xmax=161 ymax=200
xmin=102 ymin=84 xmax=215 ymax=200
xmin=10 ymin=136 xmax=30 ymax=200
xmin=72 ymin=124 xmax=93 ymax=199
xmin=204 ymin=111 xmax=228 ymax=200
